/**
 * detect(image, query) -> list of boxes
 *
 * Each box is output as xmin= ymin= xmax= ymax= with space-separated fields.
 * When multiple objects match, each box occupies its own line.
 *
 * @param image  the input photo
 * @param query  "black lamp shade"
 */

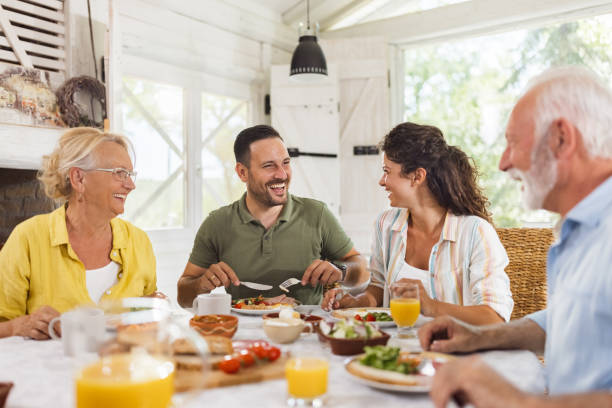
xmin=290 ymin=35 xmax=327 ymax=76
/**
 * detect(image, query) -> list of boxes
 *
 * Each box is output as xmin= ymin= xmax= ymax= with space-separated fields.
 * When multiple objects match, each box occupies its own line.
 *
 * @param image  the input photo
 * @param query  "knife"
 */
xmin=240 ymin=281 xmax=273 ymax=290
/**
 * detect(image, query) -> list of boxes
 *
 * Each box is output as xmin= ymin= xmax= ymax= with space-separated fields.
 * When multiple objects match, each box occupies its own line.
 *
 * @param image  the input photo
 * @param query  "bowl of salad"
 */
xmin=316 ymin=319 xmax=390 ymax=355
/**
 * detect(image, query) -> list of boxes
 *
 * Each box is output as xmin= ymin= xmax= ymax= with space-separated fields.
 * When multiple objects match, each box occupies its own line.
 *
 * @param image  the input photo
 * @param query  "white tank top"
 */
xmin=86 ymin=261 xmax=120 ymax=303
xmin=395 ymin=260 xmax=433 ymax=298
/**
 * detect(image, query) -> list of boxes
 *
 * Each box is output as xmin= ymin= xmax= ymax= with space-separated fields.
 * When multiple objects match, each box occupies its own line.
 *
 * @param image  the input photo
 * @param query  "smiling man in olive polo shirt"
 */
xmin=177 ymin=125 xmax=368 ymax=307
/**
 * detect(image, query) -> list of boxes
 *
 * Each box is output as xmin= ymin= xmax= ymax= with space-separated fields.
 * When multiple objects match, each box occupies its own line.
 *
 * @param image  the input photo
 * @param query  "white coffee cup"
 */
xmin=48 ymin=307 xmax=106 ymax=357
xmin=192 ymin=293 xmax=231 ymax=315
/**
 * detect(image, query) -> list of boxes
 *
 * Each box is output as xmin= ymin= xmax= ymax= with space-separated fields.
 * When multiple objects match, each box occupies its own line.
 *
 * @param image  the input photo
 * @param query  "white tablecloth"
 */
xmin=0 ymin=309 xmax=547 ymax=408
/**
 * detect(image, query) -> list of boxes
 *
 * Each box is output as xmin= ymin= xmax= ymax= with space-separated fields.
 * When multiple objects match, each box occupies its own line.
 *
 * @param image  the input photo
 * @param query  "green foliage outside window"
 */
xmin=404 ymin=15 xmax=612 ymax=226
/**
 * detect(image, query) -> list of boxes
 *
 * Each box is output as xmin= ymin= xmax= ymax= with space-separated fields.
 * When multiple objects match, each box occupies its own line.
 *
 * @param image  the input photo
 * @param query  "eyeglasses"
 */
xmin=88 ymin=167 xmax=137 ymax=183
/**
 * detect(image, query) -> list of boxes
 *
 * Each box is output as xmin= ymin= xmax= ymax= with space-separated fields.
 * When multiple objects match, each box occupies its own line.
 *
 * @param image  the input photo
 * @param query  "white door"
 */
xmin=270 ymin=64 xmax=341 ymax=216
xmin=322 ymin=38 xmax=390 ymax=254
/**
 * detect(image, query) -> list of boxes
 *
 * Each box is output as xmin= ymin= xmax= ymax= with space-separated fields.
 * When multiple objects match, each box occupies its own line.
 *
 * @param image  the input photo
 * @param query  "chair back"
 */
xmin=496 ymin=228 xmax=554 ymax=320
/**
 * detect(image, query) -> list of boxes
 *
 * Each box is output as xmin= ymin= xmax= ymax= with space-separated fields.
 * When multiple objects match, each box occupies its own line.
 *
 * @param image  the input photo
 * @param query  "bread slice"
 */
xmin=345 ymin=359 xmax=429 ymax=387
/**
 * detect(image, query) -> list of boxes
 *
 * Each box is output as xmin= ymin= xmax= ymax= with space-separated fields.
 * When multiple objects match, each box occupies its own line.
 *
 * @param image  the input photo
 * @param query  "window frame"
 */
xmin=119 ymin=55 xmax=253 ymax=241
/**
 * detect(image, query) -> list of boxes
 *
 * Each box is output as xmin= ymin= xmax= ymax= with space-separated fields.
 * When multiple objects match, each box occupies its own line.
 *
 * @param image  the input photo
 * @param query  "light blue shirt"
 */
xmin=528 ymin=175 xmax=612 ymax=395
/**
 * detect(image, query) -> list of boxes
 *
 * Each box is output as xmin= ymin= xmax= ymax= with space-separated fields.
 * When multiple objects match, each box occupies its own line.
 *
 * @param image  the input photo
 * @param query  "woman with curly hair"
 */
xmin=0 ymin=127 xmax=160 ymax=340
xmin=324 ymin=122 xmax=513 ymax=325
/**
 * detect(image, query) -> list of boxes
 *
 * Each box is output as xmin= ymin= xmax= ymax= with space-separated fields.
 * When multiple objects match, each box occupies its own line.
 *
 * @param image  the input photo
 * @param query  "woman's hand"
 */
xmin=321 ymin=288 xmax=362 ymax=311
xmin=11 ymin=305 xmax=60 ymax=340
xmin=144 ymin=291 xmax=168 ymax=299
xmin=395 ymin=278 xmax=437 ymax=316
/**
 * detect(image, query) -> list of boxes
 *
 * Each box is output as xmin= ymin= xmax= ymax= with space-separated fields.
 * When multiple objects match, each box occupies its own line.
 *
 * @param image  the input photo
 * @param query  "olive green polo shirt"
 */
xmin=189 ymin=193 xmax=354 ymax=305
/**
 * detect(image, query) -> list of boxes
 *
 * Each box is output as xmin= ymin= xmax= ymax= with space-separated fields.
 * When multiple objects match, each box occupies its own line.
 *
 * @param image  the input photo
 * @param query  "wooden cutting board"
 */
xmin=174 ymin=355 xmax=289 ymax=391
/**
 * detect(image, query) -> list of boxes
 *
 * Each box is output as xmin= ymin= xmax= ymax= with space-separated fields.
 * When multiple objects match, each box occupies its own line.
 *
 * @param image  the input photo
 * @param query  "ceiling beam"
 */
xmin=321 ymin=0 xmax=612 ymax=45
xmin=138 ymin=0 xmax=296 ymax=52
xmin=282 ymin=0 xmax=364 ymax=30
xmin=318 ymin=0 xmax=375 ymax=31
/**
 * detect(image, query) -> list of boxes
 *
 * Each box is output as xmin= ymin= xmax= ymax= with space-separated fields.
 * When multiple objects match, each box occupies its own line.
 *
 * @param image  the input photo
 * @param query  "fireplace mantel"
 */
xmin=0 ymin=124 xmax=63 ymax=170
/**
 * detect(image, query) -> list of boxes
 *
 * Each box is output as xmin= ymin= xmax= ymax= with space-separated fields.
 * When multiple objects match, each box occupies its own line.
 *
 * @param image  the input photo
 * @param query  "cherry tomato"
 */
xmin=237 ymin=349 xmax=255 ymax=367
xmin=250 ymin=344 xmax=268 ymax=359
xmin=219 ymin=356 xmax=240 ymax=374
xmin=354 ymin=314 xmax=363 ymax=321
xmin=365 ymin=313 xmax=376 ymax=322
xmin=265 ymin=346 xmax=281 ymax=362
xmin=249 ymin=341 xmax=269 ymax=359
xmin=233 ymin=303 xmax=243 ymax=309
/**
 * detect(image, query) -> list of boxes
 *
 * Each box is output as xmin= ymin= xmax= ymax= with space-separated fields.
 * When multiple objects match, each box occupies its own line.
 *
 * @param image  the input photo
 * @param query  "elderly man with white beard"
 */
xmin=419 ymin=65 xmax=612 ymax=408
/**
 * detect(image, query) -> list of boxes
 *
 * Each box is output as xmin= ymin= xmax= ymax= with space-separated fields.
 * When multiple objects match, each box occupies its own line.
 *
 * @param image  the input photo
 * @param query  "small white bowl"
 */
xmin=263 ymin=318 xmax=305 ymax=344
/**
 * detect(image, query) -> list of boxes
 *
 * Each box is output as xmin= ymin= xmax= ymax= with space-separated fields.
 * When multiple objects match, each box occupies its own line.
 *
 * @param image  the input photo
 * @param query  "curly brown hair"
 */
xmin=380 ymin=122 xmax=492 ymax=223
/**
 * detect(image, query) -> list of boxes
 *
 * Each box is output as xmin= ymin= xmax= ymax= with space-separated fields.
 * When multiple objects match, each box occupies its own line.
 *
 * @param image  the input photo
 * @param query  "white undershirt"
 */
xmin=86 ymin=261 xmax=120 ymax=303
xmin=396 ymin=260 xmax=433 ymax=298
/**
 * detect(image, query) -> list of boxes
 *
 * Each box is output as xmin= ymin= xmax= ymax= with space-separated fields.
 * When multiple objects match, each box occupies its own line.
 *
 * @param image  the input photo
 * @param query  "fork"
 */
xmin=279 ymin=278 xmax=301 ymax=293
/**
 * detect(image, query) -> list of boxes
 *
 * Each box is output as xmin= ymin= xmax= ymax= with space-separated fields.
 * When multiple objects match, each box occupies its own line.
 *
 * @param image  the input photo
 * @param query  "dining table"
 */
xmin=0 ymin=306 xmax=547 ymax=408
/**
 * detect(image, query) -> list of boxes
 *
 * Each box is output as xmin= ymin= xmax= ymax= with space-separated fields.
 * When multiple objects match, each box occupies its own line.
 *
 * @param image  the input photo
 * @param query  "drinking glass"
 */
xmin=76 ymin=298 xmax=209 ymax=408
xmin=285 ymin=356 xmax=328 ymax=407
xmin=389 ymin=281 xmax=420 ymax=338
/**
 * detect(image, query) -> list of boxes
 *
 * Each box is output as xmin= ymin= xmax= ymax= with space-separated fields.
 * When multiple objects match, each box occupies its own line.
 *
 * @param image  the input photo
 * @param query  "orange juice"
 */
xmin=286 ymin=357 xmax=328 ymax=398
xmin=75 ymin=353 xmax=174 ymax=408
xmin=390 ymin=298 xmax=420 ymax=326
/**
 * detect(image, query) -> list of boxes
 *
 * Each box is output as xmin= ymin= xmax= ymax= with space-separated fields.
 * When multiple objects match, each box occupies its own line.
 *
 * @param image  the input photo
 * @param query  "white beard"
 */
xmin=508 ymin=137 xmax=558 ymax=210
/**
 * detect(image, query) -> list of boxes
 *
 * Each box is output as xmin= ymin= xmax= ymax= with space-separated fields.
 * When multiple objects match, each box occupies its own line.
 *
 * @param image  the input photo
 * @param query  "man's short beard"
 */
xmin=247 ymin=179 xmax=288 ymax=208
xmin=508 ymin=132 xmax=558 ymax=210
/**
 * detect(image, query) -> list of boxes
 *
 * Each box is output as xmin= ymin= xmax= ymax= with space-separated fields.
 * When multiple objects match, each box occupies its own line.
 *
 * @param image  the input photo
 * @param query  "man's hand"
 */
xmin=11 ymin=305 xmax=60 ymax=340
xmin=198 ymin=261 xmax=240 ymax=292
xmin=418 ymin=315 xmax=483 ymax=353
xmin=301 ymin=260 xmax=342 ymax=287
xmin=321 ymin=288 xmax=360 ymax=311
xmin=430 ymin=356 xmax=527 ymax=408
xmin=395 ymin=278 xmax=437 ymax=316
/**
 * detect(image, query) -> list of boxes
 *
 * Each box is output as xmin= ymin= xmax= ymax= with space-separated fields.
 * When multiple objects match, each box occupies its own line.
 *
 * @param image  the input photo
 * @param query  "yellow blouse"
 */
xmin=0 ymin=205 xmax=157 ymax=320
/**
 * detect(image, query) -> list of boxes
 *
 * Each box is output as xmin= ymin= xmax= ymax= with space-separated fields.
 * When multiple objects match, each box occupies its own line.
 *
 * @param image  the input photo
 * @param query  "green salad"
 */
xmin=325 ymin=319 xmax=383 ymax=339
xmin=359 ymin=345 xmax=420 ymax=374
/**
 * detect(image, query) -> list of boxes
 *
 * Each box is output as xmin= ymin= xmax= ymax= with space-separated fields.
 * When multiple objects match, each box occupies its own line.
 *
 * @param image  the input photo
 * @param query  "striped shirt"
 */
xmin=369 ymin=208 xmax=513 ymax=321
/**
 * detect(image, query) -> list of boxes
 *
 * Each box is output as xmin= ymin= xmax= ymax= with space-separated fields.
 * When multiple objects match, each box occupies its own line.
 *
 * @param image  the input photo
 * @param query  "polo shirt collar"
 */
xmin=237 ymin=192 xmax=294 ymax=224
xmin=238 ymin=193 xmax=256 ymax=224
xmin=278 ymin=193 xmax=294 ymax=223
xmin=390 ymin=208 xmax=458 ymax=242
xmin=561 ymin=174 xmax=612 ymax=236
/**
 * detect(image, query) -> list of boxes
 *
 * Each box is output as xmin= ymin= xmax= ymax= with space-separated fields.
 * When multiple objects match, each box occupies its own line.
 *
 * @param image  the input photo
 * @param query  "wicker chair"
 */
xmin=496 ymin=228 xmax=554 ymax=320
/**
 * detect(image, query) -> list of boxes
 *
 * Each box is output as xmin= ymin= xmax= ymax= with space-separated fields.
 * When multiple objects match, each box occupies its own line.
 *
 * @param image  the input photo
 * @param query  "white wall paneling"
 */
xmin=320 ymin=37 xmax=390 ymax=255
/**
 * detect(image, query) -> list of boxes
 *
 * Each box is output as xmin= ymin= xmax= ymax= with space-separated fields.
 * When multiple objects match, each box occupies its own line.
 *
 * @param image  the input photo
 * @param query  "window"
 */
xmin=201 ymin=92 xmax=248 ymax=217
xmin=120 ymin=76 xmax=185 ymax=229
xmin=403 ymin=14 xmax=612 ymax=226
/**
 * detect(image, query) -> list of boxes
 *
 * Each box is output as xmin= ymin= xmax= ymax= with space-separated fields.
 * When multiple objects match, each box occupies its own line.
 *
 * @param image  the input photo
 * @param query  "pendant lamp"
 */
xmin=289 ymin=0 xmax=327 ymax=81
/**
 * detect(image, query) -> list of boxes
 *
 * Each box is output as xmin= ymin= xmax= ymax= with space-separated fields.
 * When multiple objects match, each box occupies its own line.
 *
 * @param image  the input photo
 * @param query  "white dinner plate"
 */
xmin=231 ymin=307 xmax=281 ymax=316
xmin=330 ymin=307 xmax=396 ymax=327
xmin=344 ymin=356 xmax=431 ymax=393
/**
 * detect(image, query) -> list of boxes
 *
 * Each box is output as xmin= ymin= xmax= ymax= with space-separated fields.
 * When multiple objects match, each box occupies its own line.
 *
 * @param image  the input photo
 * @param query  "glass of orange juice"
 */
xmin=75 ymin=351 xmax=175 ymax=408
xmin=389 ymin=281 xmax=420 ymax=338
xmin=285 ymin=356 xmax=328 ymax=407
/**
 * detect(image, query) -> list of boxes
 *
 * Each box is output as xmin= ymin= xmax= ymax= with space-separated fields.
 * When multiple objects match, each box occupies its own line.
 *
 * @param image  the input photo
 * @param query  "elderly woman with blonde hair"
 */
xmin=0 ymin=127 xmax=158 ymax=340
